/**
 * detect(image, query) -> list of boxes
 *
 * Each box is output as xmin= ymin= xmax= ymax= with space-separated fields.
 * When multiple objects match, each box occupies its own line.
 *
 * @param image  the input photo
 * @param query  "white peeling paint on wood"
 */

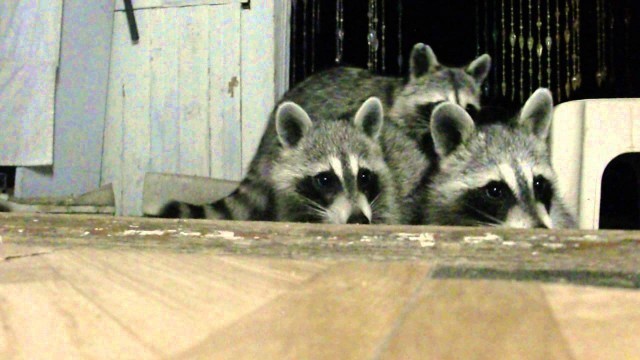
xmin=103 ymin=3 xmax=244 ymax=215
xmin=149 ymin=7 xmax=180 ymax=174
xmin=0 ymin=0 xmax=63 ymax=165
xmin=240 ymin=1 xmax=276 ymax=175
xmin=178 ymin=7 xmax=210 ymax=176
xmin=208 ymin=5 xmax=242 ymax=181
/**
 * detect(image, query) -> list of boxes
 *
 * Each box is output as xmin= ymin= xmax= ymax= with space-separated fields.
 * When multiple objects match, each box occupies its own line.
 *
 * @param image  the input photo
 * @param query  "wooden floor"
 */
xmin=1 ymin=213 xmax=639 ymax=359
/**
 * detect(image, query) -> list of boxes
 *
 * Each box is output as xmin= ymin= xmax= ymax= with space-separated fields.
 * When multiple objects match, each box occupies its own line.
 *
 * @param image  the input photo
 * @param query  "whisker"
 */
xmin=463 ymin=203 xmax=502 ymax=225
xmin=300 ymin=196 xmax=330 ymax=219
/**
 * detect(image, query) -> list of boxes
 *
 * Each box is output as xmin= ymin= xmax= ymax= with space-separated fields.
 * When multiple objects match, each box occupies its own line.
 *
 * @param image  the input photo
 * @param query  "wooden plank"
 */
xmin=1 ymin=214 xmax=640 ymax=358
xmin=104 ymin=4 xmax=243 ymax=215
xmin=177 ymin=262 xmax=433 ymax=359
xmin=120 ymin=10 xmax=152 ymax=216
xmin=101 ymin=11 xmax=128 ymax=213
xmin=240 ymin=1 xmax=276 ymax=175
xmin=378 ymin=280 xmax=574 ymax=359
xmin=0 ymin=248 xmax=328 ymax=358
xmin=1 ymin=213 xmax=639 ymax=284
xmin=0 ymin=63 xmax=56 ymax=165
xmin=148 ymin=7 xmax=180 ymax=174
xmin=177 ymin=7 xmax=210 ymax=176
xmin=114 ymin=0 xmax=235 ymax=11
xmin=208 ymin=3 xmax=242 ymax=180
xmin=543 ymin=283 xmax=640 ymax=359
xmin=0 ymin=0 xmax=63 ymax=165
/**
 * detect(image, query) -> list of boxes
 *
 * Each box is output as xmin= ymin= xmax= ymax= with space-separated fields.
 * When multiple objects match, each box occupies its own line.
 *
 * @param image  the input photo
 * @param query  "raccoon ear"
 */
xmin=519 ymin=88 xmax=553 ymax=140
xmin=353 ymin=97 xmax=384 ymax=139
xmin=430 ymin=102 xmax=475 ymax=157
xmin=275 ymin=101 xmax=313 ymax=148
xmin=410 ymin=43 xmax=438 ymax=80
xmin=466 ymin=54 xmax=492 ymax=84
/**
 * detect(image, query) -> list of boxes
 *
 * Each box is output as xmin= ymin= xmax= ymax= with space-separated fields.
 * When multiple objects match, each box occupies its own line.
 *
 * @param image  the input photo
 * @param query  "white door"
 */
xmin=103 ymin=0 xmax=251 ymax=215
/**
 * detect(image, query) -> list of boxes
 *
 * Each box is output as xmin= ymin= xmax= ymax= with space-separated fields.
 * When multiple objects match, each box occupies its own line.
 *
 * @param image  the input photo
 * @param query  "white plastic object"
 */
xmin=551 ymin=98 xmax=640 ymax=229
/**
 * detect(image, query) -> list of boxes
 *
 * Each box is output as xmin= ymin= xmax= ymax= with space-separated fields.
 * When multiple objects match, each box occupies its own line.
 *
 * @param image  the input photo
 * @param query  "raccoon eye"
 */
xmin=533 ymin=176 xmax=553 ymax=204
xmin=313 ymin=172 xmax=339 ymax=191
xmin=533 ymin=176 xmax=549 ymax=192
xmin=484 ymin=181 xmax=507 ymax=200
xmin=358 ymin=169 xmax=372 ymax=188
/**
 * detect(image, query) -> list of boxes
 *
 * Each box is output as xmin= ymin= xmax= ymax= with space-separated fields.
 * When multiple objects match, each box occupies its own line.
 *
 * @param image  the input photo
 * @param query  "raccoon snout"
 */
xmin=347 ymin=211 xmax=370 ymax=224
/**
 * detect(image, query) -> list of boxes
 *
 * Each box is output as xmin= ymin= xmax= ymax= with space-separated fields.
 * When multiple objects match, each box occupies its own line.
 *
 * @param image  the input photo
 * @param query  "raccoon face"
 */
xmin=426 ymin=88 xmax=574 ymax=228
xmin=394 ymin=43 xmax=491 ymax=124
xmin=272 ymin=97 xmax=397 ymax=224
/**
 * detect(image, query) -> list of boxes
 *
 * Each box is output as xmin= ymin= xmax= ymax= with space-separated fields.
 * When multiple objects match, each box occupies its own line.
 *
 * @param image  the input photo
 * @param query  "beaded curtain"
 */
xmin=289 ymin=0 xmax=640 ymax=108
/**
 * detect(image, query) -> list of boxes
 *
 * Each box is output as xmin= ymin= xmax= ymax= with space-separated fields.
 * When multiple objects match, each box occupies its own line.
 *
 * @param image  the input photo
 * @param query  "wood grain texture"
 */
xmin=177 ymin=262 xmax=433 ymax=359
xmin=1 ymin=213 xmax=640 ymax=358
xmin=0 ymin=247 xmax=327 ymax=358
xmin=379 ymin=280 xmax=573 ymax=359
xmin=1 ymin=213 xmax=639 ymax=284
xmin=544 ymin=283 xmax=640 ymax=359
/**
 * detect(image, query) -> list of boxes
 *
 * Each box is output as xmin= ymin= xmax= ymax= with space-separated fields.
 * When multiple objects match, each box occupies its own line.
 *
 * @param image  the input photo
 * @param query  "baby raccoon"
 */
xmin=421 ymin=88 xmax=576 ymax=228
xmin=160 ymin=98 xmax=400 ymax=224
xmin=281 ymin=43 xmax=491 ymax=151
xmin=390 ymin=43 xmax=491 ymax=150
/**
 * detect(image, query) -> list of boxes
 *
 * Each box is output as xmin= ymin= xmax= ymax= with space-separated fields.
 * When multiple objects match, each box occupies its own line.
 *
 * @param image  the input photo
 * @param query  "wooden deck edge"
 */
xmin=1 ymin=213 xmax=639 ymax=288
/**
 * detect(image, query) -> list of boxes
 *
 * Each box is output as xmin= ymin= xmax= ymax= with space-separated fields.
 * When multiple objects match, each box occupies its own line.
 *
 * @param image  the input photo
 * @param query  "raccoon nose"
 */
xmin=347 ymin=211 xmax=370 ymax=224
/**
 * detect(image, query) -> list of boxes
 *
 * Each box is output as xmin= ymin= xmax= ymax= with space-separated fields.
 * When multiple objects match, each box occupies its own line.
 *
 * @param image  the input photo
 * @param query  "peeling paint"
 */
xmin=463 ymin=233 xmax=502 ymax=244
xmin=179 ymin=231 xmax=202 ymax=237
xmin=123 ymin=229 xmax=166 ymax=236
xmin=396 ymin=232 xmax=436 ymax=248
xmin=542 ymin=243 xmax=566 ymax=250
xmin=204 ymin=231 xmax=243 ymax=240
xmin=566 ymin=234 xmax=601 ymax=242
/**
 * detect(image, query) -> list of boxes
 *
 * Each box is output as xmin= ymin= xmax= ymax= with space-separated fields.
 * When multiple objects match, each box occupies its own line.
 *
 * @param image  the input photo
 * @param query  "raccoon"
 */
xmin=160 ymin=97 xmax=401 ymax=224
xmin=266 ymin=43 xmax=487 ymax=222
xmin=419 ymin=88 xmax=576 ymax=228
xmin=390 ymin=44 xmax=491 ymax=153
xmin=279 ymin=43 xmax=491 ymax=151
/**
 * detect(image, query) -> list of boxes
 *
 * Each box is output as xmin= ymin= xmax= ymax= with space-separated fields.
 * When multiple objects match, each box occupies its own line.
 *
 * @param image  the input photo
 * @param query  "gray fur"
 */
xmin=430 ymin=103 xmax=475 ymax=157
xmin=272 ymin=43 xmax=491 ymax=150
xmin=391 ymin=44 xmax=491 ymax=146
xmin=420 ymin=89 xmax=576 ymax=228
xmin=276 ymin=101 xmax=313 ymax=147
xmin=159 ymin=98 xmax=401 ymax=224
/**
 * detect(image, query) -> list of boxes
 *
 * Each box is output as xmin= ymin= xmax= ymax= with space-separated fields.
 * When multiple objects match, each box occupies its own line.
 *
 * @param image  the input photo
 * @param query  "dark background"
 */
xmin=289 ymin=0 xmax=640 ymax=229
xmin=290 ymin=0 xmax=640 ymax=109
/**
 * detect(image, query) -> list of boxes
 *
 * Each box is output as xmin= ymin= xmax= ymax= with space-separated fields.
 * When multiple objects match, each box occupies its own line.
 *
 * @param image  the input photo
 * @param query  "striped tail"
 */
xmin=157 ymin=177 xmax=276 ymax=221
